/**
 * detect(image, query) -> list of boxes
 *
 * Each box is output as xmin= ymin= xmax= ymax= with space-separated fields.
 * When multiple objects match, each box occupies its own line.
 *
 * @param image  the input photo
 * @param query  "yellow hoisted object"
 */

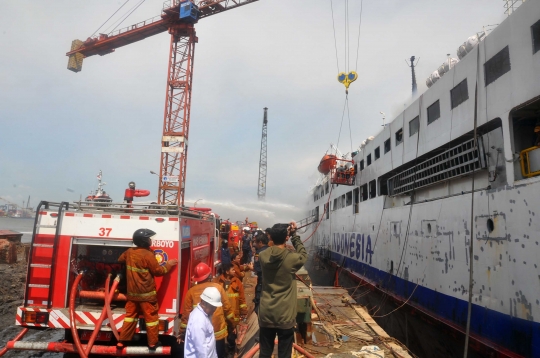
xmin=337 ymin=71 xmax=358 ymax=93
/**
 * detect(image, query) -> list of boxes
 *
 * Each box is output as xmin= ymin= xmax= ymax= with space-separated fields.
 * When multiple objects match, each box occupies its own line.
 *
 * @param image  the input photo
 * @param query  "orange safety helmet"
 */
xmin=192 ymin=262 xmax=211 ymax=283
xmin=535 ymin=126 xmax=540 ymax=133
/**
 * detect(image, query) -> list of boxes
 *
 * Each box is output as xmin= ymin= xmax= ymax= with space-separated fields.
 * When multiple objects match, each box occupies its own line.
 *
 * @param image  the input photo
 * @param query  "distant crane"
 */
xmin=66 ymin=0 xmax=259 ymax=206
xmin=406 ymin=56 xmax=419 ymax=95
xmin=257 ymin=107 xmax=268 ymax=201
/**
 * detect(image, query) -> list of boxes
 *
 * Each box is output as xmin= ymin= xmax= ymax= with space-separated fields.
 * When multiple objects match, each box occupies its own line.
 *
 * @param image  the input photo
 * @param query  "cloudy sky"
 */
xmin=0 ymin=0 xmax=508 ymax=227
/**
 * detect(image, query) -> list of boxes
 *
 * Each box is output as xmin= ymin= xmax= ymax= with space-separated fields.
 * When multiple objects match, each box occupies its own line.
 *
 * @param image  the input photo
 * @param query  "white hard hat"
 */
xmin=243 ymin=227 xmax=250 ymax=231
xmin=200 ymin=287 xmax=222 ymax=307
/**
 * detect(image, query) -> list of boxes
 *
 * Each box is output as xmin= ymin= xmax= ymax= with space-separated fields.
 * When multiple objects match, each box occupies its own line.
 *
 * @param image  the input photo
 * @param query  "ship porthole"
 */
xmin=487 ymin=218 xmax=494 ymax=233
xmin=427 ymin=223 xmax=432 ymax=234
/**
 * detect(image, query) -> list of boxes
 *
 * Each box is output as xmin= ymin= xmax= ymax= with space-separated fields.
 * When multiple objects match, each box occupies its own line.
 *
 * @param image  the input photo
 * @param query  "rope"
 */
xmin=463 ymin=43 xmax=482 ymax=358
xmin=335 ymin=95 xmax=348 ymax=152
xmin=89 ymin=0 xmax=131 ymax=38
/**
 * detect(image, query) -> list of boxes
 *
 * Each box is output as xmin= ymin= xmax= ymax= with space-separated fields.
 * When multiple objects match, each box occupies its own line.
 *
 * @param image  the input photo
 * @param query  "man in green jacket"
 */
xmin=259 ymin=221 xmax=307 ymax=358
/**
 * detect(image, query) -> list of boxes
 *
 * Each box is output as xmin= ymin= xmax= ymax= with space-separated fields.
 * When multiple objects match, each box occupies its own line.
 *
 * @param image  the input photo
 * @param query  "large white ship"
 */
xmin=306 ymin=1 xmax=540 ymax=356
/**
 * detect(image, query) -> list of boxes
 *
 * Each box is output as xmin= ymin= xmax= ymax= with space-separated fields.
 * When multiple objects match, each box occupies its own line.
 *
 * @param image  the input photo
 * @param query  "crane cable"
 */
xmin=89 ymin=0 xmax=132 ymax=39
xmin=107 ymin=0 xmax=147 ymax=35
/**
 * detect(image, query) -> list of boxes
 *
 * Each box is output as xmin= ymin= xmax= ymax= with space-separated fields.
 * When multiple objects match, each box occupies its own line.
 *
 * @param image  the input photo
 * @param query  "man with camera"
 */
xmin=258 ymin=221 xmax=307 ymax=358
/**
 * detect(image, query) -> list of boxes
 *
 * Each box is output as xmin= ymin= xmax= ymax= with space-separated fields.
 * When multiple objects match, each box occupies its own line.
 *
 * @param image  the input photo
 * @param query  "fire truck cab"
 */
xmin=10 ymin=200 xmax=219 ymax=356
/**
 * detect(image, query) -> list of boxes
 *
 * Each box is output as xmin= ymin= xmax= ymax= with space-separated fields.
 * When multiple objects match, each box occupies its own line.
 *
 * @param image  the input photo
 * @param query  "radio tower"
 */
xmin=257 ymin=108 xmax=268 ymax=201
xmin=407 ymin=56 xmax=419 ymax=95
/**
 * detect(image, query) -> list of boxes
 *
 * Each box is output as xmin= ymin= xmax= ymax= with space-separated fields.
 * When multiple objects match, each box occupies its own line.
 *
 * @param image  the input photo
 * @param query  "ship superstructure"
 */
xmin=307 ymin=1 xmax=540 ymax=356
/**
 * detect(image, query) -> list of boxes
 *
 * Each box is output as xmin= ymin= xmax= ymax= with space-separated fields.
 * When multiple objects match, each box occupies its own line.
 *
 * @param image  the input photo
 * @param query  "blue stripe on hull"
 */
xmin=331 ymin=252 xmax=540 ymax=357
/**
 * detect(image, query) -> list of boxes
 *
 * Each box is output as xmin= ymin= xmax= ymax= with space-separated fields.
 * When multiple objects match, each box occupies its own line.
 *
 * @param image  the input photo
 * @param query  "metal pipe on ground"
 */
xmin=0 ymin=328 xmax=29 ymax=357
xmin=4 ymin=341 xmax=170 ymax=356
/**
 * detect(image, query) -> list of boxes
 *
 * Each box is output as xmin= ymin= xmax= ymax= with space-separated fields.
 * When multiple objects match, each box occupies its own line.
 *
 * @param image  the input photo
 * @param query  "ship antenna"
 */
xmin=405 ymin=56 xmax=419 ymax=95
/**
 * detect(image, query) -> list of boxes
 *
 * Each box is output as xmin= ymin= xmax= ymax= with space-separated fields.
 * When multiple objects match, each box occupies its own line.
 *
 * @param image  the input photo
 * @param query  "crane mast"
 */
xmin=66 ymin=0 xmax=259 ymax=206
xmin=257 ymin=107 xmax=268 ymax=201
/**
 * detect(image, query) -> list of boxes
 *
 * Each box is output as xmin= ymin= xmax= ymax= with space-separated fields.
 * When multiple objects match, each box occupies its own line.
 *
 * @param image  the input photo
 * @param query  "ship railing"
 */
xmin=296 ymin=214 xmax=318 ymax=229
xmin=39 ymin=201 xmax=213 ymax=219
xmin=519 ymin=146 xmax=540 ymax=178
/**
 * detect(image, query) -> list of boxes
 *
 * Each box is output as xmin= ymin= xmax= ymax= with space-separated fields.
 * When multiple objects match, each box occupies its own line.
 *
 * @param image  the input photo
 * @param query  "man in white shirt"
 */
xmin=184 ymin=287 xmax=223 ymax=358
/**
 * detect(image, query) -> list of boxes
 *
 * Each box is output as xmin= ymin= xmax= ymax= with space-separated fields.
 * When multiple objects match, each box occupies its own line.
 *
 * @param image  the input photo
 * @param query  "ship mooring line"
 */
xmin=463 ymin=43 xmax=482 ymax=358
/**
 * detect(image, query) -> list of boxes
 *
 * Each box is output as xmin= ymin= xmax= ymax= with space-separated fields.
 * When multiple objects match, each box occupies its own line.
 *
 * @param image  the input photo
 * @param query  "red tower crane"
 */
xmin=66 ymin=0 xmax=259 ymax=206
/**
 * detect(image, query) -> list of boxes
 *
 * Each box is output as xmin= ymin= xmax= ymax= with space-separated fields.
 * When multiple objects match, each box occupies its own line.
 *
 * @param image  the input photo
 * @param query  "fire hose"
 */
xmin=84 ymin=274 xmax=121 ymax=356
xmin=69 ymin=272 xmax=122 ymax=358
xmin=69 ymin=272 xmax=87 ymax=358
xmin=105 ymin=274 xmax=121 ymax=341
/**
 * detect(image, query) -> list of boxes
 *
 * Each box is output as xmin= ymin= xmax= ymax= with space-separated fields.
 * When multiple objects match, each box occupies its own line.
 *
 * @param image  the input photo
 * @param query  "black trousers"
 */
xmin=216 ymin=338 xmax=226 ymax=358
xmin=259 ymin=326 xmax=295 ymax=358
xmin=241 ymin=248 xmax=251 ymax=264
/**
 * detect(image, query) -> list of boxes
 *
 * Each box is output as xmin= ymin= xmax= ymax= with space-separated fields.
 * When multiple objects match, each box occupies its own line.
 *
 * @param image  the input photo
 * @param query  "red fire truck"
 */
xmin=1 ymin=200 xmax=220 ymax=356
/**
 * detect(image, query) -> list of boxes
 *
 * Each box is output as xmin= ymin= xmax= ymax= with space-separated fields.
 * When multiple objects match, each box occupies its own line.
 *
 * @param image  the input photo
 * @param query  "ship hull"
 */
xmin=310 ymin=178 xmax=540 ymax=357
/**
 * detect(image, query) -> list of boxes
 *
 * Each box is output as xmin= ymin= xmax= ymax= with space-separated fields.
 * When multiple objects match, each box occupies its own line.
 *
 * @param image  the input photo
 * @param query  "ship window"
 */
xmin=379 ymin=178 xmax=388 ymax=196
xmin=384 ymin=139 xmax=391 ymax=154
xmin=360 ymin=184 xmax=368 ymax=201
xmin=346 ymin=191 xmax=352 ymax=206
xmin=360 ymin=160 xmax=365 ymax=170
xmin=333 ymin=198 xmax=338 ymax=210
xmin=532 ymin=20 xmax=540 ymax=54
xmin=353 ymin=187 xmax=359 ymax=214
xmin=484 ymin=46 xmax=511 ymax=86
xmin=374 ymin=147 xmax=380 ymax=160
xmin=451 ymin=79 xmax=469 ymax=109
xmin=427 ymin=100 xmax=440 ymax=124
xmin=367 ymin=154 xmax=372 ymax=166
xmin=325 ymin=182 xmax=329 ymax=195
xmin=369 ymin=180 xmax=376 ymax=199
xmin=341 ymin=194 xmax=346 ymax=208
xmin=395 ymin=128 xmax=403 ymax=146
xmin=409 ymin=116 xmax=419 ymax=136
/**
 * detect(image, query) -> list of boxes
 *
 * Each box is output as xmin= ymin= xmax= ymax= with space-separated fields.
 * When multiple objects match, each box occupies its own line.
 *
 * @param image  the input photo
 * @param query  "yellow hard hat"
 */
xmin=535 ymin=126 xmax=540 ymax=133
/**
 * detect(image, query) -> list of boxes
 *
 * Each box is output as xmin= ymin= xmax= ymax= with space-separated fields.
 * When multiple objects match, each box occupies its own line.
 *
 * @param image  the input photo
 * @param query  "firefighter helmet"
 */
xmin=192 ymin=262 xmax=211 ymax=282
xmin=133 ymin=228 xmax=156 ymax=248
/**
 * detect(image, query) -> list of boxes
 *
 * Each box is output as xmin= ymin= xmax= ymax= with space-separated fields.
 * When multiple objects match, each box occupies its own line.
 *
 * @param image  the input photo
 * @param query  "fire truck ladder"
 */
xmin=24 ymin=201 xmax=69 ymax=308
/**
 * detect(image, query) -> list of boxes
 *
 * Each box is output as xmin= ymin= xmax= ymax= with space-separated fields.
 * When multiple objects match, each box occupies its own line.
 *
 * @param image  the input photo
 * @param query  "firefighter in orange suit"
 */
xmin=117 ymin=228 xmax=178 ymax=350
xmin=213 ymin=262 xmax=248 ymax=351
xmin=179 ymin=262 xmax=235 ymax=358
